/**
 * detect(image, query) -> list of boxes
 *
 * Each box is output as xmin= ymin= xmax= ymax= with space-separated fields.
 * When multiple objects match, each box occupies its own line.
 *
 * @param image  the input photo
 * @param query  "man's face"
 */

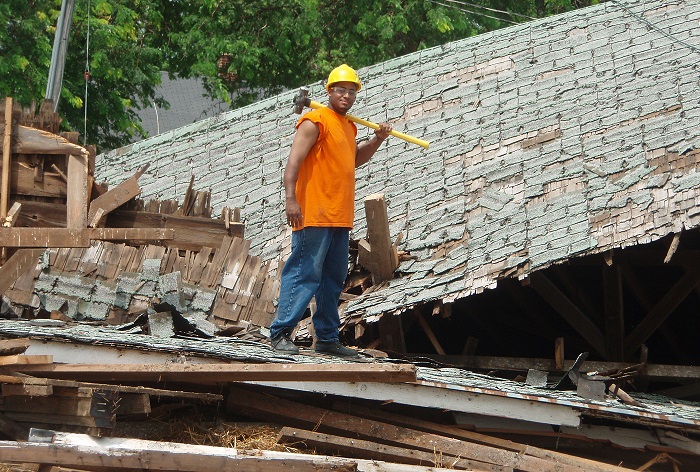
xmin=327 ymin=81 xmax=357 ymax=114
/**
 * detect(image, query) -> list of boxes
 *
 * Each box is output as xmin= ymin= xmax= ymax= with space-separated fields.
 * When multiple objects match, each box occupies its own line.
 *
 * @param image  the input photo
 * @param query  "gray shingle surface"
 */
xmin=97 ymin=0 xmax=700 ymax=321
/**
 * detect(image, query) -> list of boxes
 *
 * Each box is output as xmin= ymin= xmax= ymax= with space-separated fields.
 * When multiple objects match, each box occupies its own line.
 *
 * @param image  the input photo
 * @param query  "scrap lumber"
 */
xmin=67 ymin=153 xmax=89 ymax=228
xmin=0 ymin=429 xmax=455 ymax=472
xmin=0 ymin=354 xmax=52 ymax=366
xmin=227 ymin=386 xmax=633 ymax=472
xmin=8 ymin=362 xmax=417 ymax=384
xmin=277 ymin=427 xmax=499 ymax=470
xmin=6 ymin=124 xmax=88 ymax=157
xmin=0 ymin=227 xmax=174 ymax=247
xmin=87 ymin=164 xmax=149 ymax=224
xmin=0 ymin=249 xmax=43 ymax=295
xmin=333 ymin=401 xmax=628 ymax=472
xmin=0 ymin=373 xmax=223 ymax=402
xmin=0 ymin=338 xmax=30 ymax=356
xmin=105 ymin=209 xmax=243 ymax=251
xmin=14 ymin=201 xmax=243 ymax=251
xmin=358 ymin=193 xmax=398 ymax=284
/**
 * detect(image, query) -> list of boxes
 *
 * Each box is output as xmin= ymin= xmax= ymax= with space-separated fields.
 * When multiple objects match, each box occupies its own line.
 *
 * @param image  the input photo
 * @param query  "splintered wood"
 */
xmin=0 ymin=95 xmax=273 ymax=332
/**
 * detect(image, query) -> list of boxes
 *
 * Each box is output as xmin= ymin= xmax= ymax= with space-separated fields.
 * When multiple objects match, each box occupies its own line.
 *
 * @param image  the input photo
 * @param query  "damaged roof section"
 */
xmin=96 ymin=0 xmax=700 ymax=322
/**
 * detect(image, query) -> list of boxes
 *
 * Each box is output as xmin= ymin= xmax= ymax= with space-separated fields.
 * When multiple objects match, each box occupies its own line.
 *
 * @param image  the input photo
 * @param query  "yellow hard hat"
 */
xmin=326 ymin=64 xmax=362 ymax=91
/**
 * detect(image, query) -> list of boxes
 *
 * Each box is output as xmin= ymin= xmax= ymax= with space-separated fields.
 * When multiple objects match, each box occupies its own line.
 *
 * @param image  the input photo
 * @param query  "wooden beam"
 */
xmin=0 ymin=436 xmax=359 ymax=472
xmin=358 ymin=193 xmax=397 ymax=284
xmin=10 ymin=124 xmax=88 ymax=156
xmin=277 ymin=427 xmax=493 ymax=470
xmin=624 ymin=267 xmax=700 ymax=356
xmin=7 ymin=363 xmax=417 ymax=384
xmin=66 ymin=153 xmax=89 ymax=228
xmin=0 ymin=373 xmax=223 ymax=402
xmin=333 ymin=401 xmax=629 ymax=472
xmin=619 ymin=263 xmax=686 ymax=363
xmin=416 ymin=311 xmax=446 ymax=355
xmin=14 ymin=200 xmax=243 ymax=251
xmin=420 ymin=354 xmax=700 ymax=381
xmin=529 ymin=272 xmax=607 ymax=358
xmin=1 ymin=97 xmax=12 ymax=220
xmin=227 ymin=387 xmax=626 ymax=472
xmin=87 ymin=164 xmax=148 ymax=223
xmin=0 ymin=227 xmax=174 ymax=247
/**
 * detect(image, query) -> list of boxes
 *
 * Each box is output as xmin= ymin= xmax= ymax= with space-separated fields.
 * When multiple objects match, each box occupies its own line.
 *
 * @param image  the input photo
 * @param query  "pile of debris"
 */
xmin=4 ymin=99 xmax=700 ymax=471
xmin=0 ymin=96 xmax=282 ymax=338
xmin=0 ymin=334 xmax=675 ymax=472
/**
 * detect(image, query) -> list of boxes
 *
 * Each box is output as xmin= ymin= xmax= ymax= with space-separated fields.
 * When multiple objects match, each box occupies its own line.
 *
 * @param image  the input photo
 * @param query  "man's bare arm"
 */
xmin=356 ymin=122 xmax=392 ymax=167
xmin=284 ymin=120 xmax=320 ymax=228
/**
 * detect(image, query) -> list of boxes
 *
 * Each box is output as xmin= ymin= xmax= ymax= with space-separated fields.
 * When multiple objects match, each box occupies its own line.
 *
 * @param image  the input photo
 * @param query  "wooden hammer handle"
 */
xmin=308 ymin=100 xmax=429 ymax=149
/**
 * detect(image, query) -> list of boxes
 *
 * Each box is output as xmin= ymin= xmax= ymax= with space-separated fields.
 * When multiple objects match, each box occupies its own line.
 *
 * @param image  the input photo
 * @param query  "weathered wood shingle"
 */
xmin=97 ymin=0 xmax=700 ymax=320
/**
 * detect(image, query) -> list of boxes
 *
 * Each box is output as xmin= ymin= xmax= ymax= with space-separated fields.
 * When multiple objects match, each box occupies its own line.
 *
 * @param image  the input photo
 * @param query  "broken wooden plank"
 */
xmin=66 ymin=153 xmax=89 ymax=228
xmin=334 ymin=401 xmax=626 ymax=472
xmin=0 ymin=248 xmax=44 ymax=295
xmin=0 ymin=373 xmax=222 ymax=402
xmin=7 ymin=124 xmax=88 ymax=157
xmin=277 ymin=427 xmax=500 ymax=470
xmin=2 ymin=383 xmax=53 ymax=397
xmin=15 ymin=200 xmax=242 ymax=251
xmin=358 ymin=193 xmax=398 ymax=284
xmin=87 ymin=164 xmax=149 ymax=224
xmin=8 ymin=363 xmax=417 ymax=384
xmin=227 ymin=387 xmax=617 ymax=472
xmin=3 ymin=201 xmax=22 ymax=227
xmin=0 ymin=227 xmax=174 ymax=247
xmin=0 ymin=338 xmax=31 ymax=356
xmin=0 ymin=432 xmax=399 ymax=472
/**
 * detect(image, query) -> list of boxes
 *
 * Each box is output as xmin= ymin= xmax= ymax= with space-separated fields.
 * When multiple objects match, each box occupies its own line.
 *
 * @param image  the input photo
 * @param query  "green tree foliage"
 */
xmin=0 ymin=0 xmax=58 ymax=105
xmin=0 ymin=0 xmax=596 ymax=151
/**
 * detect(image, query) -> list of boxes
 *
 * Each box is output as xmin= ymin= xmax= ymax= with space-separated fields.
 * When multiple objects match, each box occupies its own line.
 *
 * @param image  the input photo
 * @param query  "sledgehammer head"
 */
xmin=292 ymin=87 xmax=311 ymax=114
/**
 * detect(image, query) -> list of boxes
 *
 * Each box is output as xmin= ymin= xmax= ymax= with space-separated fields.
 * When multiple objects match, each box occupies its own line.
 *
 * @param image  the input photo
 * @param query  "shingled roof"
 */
xmin=97 ymin=0 xmax=700 ymax=323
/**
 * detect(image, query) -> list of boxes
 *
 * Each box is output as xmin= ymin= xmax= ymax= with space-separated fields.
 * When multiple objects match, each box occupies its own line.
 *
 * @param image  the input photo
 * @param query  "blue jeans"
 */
xmin=269 ymin=227 xmax=350 ymax=343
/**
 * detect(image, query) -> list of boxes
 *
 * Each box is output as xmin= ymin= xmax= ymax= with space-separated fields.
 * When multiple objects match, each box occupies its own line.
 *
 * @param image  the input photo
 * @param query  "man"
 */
xmin=269 ymin=64 xmax=392 ymax=357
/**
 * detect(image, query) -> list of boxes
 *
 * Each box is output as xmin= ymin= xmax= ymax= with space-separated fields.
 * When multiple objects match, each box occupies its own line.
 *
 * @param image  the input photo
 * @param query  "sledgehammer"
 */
xmin=292 ymin=87 xmax=430 ymax=149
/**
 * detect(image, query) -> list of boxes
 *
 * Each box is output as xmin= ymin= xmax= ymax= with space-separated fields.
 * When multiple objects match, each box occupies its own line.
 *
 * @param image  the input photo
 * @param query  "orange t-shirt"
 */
xmin=295 ymin=107 xmax=357 ymax=229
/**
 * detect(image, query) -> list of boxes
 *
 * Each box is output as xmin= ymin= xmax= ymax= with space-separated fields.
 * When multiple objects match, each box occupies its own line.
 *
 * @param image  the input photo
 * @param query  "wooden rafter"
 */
xmin=624 ymin=267 xmax=700 ymax=356
xmin=529 ymin=272 xmax=607 ymax=358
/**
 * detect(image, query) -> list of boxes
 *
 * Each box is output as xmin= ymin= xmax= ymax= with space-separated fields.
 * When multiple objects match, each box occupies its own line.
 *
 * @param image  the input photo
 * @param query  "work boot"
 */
xmin=315 ymin=341 xmax=359 ymax=358
xmin=270 ymin=334 xmax=299 ymax=354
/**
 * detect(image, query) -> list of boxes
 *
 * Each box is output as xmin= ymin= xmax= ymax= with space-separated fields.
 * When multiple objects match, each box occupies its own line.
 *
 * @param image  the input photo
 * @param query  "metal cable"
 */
xmin=436 ymin=0 xmax=536 ymax=20
xmin=426 ymin=0 xmax=521 ymax=25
